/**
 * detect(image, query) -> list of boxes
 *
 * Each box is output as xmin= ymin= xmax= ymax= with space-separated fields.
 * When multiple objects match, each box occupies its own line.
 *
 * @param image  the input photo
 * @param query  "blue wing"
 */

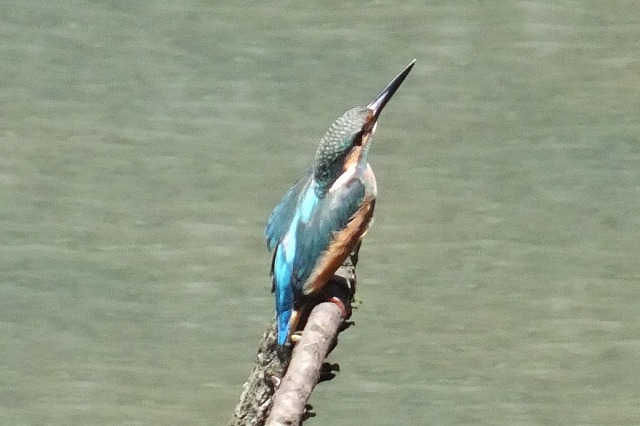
xmin=266 ymin=170 xmax=316 ymax=345
xmin=291 ymin=178 xmax=369 ymax=294
xmin=265 ymin=169 xmax=313 ymax=251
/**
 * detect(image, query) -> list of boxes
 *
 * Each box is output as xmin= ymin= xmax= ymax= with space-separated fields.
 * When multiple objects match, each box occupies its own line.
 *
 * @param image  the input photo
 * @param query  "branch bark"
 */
xmin=266 ymin=301 xmax=343 ymax=426
xmin=227 ymin=319 xmax=287 ymax=426
xmin=228 ymin=246 xmax=359 ymax=426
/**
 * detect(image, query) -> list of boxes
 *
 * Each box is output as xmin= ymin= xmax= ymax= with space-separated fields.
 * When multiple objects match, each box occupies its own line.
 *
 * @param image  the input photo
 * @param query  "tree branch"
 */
xmin=266 ymin=301 xmax=343 ymax=425
xmin=228 ymin=246 xmax=359 ymax=426
xmin=227 ymin=319 xmax=287 ymax=426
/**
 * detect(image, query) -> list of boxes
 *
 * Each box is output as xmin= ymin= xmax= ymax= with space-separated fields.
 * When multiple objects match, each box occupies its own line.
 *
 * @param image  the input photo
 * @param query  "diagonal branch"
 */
xmin=266 ymin=300 xmax=344 ymax=426
xmin=228 ymin=247 xmax=359 ymax=426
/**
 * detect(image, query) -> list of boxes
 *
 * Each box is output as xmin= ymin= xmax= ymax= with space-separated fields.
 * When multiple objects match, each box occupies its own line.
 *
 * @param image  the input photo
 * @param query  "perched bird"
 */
xmin=265 ymin=60 xmax=415 ymax=346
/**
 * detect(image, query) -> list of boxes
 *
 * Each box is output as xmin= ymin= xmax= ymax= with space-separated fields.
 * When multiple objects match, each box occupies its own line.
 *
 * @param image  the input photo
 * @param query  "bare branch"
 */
xmin=266 ymin=301 xmax=343 ymax=426
xmin=228 ymin=321 xmax=287 ymax=426
xmin=228 ymin=246 xmax=359 ymax=425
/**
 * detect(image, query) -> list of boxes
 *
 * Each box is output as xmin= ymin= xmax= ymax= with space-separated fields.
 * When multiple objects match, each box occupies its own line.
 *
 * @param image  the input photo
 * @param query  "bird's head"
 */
xmin=313 ymin=60 xmax=415 ymax=191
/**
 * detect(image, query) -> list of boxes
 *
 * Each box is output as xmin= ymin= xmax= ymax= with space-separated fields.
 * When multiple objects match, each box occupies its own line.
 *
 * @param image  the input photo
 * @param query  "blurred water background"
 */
xmin=1 ymin=1 xmax=639 ymax=424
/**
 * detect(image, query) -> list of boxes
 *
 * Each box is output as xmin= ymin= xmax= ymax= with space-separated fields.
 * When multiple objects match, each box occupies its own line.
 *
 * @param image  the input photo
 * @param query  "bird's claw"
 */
xmin=290 ymin=331 xmax=303 ymax=343
xmin=327 ymin=296 xmax=348 ymax=319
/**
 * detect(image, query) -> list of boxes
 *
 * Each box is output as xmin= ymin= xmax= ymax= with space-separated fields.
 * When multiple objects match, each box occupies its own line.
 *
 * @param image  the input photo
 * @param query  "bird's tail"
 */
xmin=277 ymin=308 xmax=292 ymax=346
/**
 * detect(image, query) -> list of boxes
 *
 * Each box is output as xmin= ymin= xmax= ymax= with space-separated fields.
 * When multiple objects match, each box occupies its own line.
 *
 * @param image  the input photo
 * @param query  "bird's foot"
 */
xmin=290 ymin=331 xmax=303 ymax=343
xmin=327 ymin=296 xmax=348 ymax=319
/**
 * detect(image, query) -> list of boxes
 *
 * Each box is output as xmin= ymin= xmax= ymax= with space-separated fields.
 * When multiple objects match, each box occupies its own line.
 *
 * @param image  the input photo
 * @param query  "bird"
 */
xmin=265 ymin=60 xmax=415 ymax=347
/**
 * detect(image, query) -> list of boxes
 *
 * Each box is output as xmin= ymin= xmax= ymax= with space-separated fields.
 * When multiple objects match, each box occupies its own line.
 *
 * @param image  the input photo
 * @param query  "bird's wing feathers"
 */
xmin=293 ymin=177 xmax=375 ymax=296
xmin=302 ymin=193 xmax=375 ymax=295
xmin=265 ymin=169 xmax=313 ymax=252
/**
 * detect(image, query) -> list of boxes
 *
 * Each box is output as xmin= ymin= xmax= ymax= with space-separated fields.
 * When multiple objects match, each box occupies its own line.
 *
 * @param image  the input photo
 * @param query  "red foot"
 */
xmin=328 ymin=296 xmax=348 ymax=319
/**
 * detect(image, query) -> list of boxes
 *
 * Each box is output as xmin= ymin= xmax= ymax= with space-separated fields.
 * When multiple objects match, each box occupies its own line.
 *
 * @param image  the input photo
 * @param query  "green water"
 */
xmin=1 ymin=1 xmax=638 ymax=424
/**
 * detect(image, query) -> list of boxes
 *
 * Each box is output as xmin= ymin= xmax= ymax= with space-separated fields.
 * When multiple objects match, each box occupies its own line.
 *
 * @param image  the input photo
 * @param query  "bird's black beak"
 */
xmin=367 ymin=59 xmax=416 ymax=121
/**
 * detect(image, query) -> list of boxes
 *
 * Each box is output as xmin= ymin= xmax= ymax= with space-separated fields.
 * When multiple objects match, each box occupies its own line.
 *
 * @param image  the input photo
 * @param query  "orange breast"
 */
xmin=302 ymin=195 xmax=376 ymax=296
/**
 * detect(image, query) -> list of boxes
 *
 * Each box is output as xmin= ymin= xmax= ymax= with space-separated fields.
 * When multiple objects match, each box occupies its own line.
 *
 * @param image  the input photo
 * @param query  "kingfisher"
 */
xmin=265 ymin=60 xmax=415 ymax=347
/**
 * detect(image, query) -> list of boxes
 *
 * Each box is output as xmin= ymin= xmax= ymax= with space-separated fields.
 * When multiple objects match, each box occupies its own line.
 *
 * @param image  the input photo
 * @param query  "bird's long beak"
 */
xmin=367 ymin=59 xmax=416 ymax=121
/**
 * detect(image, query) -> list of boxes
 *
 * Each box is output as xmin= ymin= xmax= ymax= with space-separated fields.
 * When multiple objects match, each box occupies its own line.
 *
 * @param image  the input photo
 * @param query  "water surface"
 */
xmin=1 ymin=1 xmax=639 ymax=424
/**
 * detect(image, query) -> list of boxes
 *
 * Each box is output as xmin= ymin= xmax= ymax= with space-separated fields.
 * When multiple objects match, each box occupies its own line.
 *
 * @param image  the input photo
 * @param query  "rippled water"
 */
xmin=1 ymin=1 xmax=639 ymax=424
